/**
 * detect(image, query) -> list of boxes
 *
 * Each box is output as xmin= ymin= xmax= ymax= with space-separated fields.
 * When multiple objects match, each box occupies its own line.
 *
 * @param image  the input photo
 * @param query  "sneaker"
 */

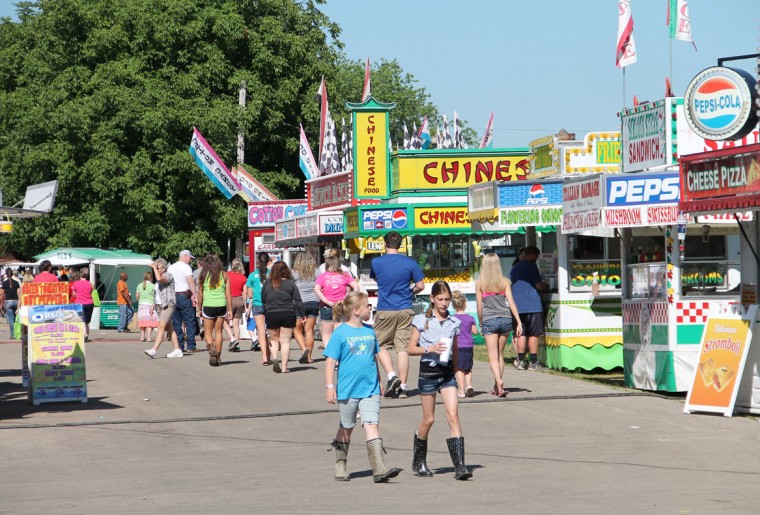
xmin=528 ymin=361 xmax=546 ymax=371
xmin=250 ymin=340 xmax=260 ymax=351
xmin=166 ymin=349 xmax=184 ymax=358
xmin=516 ymin=359 xmax=529 ymax=371
xmin=397 ymin=388 xmax=408 ymax=399
xmin=228 ymin=339 xmax=240 ymax=352
xmin=384 ymin=376 xmax=401 ymax=398
xmin=144 ymin=349 xmax=156 ymax=358
xmin=513 ymin=359 xmax=521 ymax=369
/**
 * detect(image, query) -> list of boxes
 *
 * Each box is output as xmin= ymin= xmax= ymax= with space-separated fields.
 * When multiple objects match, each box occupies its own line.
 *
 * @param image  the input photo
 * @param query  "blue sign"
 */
xmin=606 ymin=172 xmax=679 ymax=206
xmin=497 ymin=181 xmax=562 ymax=208
xmin=362 ymin=208 xmax=408 ymax=231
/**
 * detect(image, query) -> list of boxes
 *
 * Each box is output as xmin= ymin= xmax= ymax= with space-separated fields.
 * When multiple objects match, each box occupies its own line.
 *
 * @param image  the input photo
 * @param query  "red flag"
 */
xmin=361 ymin=57 xmax=371 ymax=101
xmin=616 ymin=0 xmax=637 ymax=68
xmin=315 ymin=78 xmax=329 ymax=160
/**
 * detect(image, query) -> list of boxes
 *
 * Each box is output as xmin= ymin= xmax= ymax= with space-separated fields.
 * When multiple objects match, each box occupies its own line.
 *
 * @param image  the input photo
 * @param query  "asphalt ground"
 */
xmin=2 ymin=323 xmax=760 ymax=514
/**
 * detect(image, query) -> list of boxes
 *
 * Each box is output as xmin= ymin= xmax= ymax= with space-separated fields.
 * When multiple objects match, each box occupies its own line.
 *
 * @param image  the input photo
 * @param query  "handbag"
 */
xmin=13 ymin=318 xmax=21 ymax=339
xmin=91 ymin=289 xmax=101 ymax=307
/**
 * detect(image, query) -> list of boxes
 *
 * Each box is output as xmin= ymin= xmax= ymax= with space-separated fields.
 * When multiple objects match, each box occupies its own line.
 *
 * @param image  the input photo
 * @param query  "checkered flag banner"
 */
xmin=442 ymin=115 xmax=452 ymax=149
xmin=319 ymin=114 xmax=338 ymax=175
xmin=436 ymin=126 xmax=443 ymax=148
xmin=402 ymin=123 xmax=411 ymax=150
xmin=411 ymin=122 xmax=421 ymax=149
xmin=454 ymin=111 xmax=467 ymax=149
xmin=341 ymin=118 xmax=353 ymax=173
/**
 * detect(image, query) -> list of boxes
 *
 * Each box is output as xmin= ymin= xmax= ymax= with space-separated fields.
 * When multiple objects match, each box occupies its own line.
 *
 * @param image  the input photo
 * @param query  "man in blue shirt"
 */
xmin=509 ymin=246 xmax=548 ymax=370
xmin=370 ymin=231 xmax=425 ymax=398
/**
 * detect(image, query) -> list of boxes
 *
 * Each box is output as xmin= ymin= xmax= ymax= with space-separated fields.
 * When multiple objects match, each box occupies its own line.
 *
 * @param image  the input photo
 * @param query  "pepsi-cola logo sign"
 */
xmin=362 ymin=208 xmax=408 ymax=231
xmin=684 ymin=66 xmax=759 ymax=141
xmin=606 ymin=173 xmax=680 ymax=206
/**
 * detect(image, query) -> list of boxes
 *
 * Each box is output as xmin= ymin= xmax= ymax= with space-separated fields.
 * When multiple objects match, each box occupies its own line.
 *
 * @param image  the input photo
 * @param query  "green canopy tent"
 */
xmin=33 ymin=248 xmax=153 ymax=329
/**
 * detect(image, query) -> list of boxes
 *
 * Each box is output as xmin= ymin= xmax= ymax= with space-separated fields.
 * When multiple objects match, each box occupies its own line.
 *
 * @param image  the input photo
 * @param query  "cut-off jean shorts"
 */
xmin=481 ymin=316 xmax=513 ymax=336
xmin=338 ymin=394 xmax=380 ymax=429
xmin=418 ymin=366 xmax=457 ymax=394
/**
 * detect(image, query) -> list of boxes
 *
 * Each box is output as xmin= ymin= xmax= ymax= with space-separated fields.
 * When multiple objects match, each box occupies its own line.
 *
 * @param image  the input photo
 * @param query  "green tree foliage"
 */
xmin=0 ymin=0 xmax=448 ymax=261
xmin=0 ymin=0 xmax=341 ymax=258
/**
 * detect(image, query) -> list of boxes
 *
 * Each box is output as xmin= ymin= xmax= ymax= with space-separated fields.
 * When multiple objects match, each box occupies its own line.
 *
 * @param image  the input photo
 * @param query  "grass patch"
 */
xmin=473 ymin=344 xmax=627 ymax=389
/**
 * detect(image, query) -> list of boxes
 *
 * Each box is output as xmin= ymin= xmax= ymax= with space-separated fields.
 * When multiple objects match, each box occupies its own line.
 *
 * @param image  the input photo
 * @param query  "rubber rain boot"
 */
xmin=412 ymin=432 xmax=433 ymax=477
xmin=331 ymin=439 xmax=350 ymax=481
xmin=366 ymin=438 xmax=402 ymax=483
xmin=446 ymin=437 xmax=473 ymax=480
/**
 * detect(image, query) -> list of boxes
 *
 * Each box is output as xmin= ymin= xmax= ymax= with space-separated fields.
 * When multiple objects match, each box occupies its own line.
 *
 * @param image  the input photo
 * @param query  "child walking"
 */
xmin=407 ymin=280 xmax=472 ymax=480
xmin=325 ymin=291 xmax=402 ymax=483
xmin=451 ymin=291 xmax=477 ymax=398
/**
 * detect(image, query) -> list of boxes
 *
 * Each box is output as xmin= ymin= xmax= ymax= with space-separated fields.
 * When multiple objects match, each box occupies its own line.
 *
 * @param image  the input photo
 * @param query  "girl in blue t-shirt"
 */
xmin=324 ymin=291 xmax=401 ymax=484
xmin=245 ymin=252 xmax=271 ymax=365
xmin=407 ymin=280 xmax=472 ymax=480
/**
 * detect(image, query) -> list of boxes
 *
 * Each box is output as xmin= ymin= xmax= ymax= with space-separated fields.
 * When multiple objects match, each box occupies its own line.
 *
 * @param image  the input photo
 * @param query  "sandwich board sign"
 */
xmin=684 ymin=304 xmax=758 ymax=416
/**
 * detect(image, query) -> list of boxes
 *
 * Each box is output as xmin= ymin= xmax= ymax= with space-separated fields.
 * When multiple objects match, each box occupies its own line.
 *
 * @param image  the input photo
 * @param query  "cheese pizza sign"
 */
xmin=681 ymin=148 xmax=760 ymax=201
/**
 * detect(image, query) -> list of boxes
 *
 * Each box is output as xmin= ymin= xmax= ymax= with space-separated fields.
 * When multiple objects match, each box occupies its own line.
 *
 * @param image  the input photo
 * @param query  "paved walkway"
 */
xmin=1 ymin=326 xmax=760 ymax=514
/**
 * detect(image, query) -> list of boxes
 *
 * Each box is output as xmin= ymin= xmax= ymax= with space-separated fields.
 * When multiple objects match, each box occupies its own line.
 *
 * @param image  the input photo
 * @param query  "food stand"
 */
xmin=617 ymin=95 xmax=754 ymax=391
xmin=274 ymin=210 xmax=343 ymax=265
xmin=247 ymin=199 xmax=307 ymax=269
xmin=679 ymin=144 xmax=760 ymax=407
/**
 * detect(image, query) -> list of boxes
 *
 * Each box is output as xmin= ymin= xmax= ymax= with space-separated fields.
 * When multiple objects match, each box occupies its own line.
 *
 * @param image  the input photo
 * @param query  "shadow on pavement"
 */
xmin=0 ymin=396 xmax=123 ymax=421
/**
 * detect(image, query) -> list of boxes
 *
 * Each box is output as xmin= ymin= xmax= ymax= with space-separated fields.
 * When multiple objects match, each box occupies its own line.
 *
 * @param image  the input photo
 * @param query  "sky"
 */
xmin=318 ymin=0 xmax=758 ymax=148
xmin=1 ymin=0 xmax=757 ymax=148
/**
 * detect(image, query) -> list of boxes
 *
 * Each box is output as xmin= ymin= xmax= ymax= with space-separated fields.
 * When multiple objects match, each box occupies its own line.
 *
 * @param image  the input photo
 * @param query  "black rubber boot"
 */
xmin=412 ymin=432 xmax=433 ymax=477
xmin=446 ymin=437 xmax=473 ymax=480
xmin=366 ymin=438 xmax=402 ymax=483
xmin=331 ymin=440 xmax=350 ymax=481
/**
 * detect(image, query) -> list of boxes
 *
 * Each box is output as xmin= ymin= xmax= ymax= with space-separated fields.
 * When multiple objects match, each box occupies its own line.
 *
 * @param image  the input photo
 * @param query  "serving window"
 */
xmin=568 ymin=235 xmax=621 ymax=293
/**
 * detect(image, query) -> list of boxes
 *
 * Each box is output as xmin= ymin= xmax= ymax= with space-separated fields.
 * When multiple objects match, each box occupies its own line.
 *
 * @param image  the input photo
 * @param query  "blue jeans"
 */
xmin=5 ymin=300 xmax=18 ymax=339
xmin=118 ymin=304 xmax=134 ymax=331
xmin=172 ymin=293 xmax=196 ymax=350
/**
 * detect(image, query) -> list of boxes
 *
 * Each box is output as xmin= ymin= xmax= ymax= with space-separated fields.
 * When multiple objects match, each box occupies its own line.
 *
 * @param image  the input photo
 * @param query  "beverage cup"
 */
xmin=438 ymin=337 xmax=453 ymax=364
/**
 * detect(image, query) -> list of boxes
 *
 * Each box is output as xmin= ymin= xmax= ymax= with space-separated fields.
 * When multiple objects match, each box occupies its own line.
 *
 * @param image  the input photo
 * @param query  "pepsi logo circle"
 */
xmin=391 ymin=209 xmax=407 ymax=229
xmin=684 ymin=66 xmax=758 ymax=141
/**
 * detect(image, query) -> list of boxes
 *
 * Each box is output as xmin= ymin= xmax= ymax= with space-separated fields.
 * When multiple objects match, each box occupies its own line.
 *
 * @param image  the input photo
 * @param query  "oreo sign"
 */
xmin=684 ymin=66 xmax=758 ymax=141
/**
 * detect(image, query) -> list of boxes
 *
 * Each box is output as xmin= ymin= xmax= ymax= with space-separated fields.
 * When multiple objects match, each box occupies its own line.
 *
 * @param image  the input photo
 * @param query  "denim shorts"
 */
xmin=338 ymin=395 xmax=380 ymax=429
xmin=303 ymin=301 xmax=319 ymax=319
xmin=481 ymin=316 xmax=512 ymax=336
xmin=418 ymin=366 xmax=457 ymax=394
xmin=320 ymin=305 xmax=334 ymax=321
xmin=250 ymin=304 xmax=265 ymax=316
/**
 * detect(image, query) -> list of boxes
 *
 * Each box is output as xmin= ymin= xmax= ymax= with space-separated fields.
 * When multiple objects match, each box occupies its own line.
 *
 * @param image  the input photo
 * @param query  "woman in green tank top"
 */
xmin=198 ymin=254 xmax=232 ymax=367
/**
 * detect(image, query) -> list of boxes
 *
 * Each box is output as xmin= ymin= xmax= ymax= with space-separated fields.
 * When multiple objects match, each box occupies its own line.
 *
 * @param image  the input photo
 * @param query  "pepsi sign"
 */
xmin=362 ymin=208 xmax=408 ymax=231
xmin=684 ymin=66 xmax=759 ymax=141
xmin=497 ymin=181 xmax=562 ymax=208
xmin=606 ymin=173 xmax=679 ymax=206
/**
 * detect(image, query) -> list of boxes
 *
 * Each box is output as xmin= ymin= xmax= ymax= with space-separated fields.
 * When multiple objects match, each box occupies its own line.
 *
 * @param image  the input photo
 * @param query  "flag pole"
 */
xmin=622 ymin=67 xmax=626 ymax=109
xmin=669 ymin=38 xmax=673 ymax=87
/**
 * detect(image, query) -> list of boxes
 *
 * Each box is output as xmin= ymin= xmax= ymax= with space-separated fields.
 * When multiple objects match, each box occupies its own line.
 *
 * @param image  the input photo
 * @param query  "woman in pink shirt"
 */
xmin=315 ymin=256 xmax=358 ymax=352
xmin=70 ymin=267 xmax=95 ymax=341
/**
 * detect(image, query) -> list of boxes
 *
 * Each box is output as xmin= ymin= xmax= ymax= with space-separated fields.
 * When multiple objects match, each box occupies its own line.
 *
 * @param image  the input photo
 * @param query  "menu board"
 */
xmin=684 ymin=305 xmax=757 ymax=416
xmin=28 ymin=304 xmax=87 ymax=405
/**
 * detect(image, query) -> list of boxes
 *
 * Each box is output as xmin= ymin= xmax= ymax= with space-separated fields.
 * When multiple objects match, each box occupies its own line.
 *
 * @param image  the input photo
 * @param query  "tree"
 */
xmin=0 ymin=0 xmax=341 ymax=259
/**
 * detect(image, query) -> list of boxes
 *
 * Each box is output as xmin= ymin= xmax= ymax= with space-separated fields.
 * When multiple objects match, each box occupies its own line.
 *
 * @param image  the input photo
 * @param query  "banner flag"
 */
xmin=235 ymin=164 xmax=278 ymax=201
xmin=442 ymin=115 xmax=452 ymax=149
xmin=299 ymin=124 xmax=319 ymax=180
xmin=315 ymin=77 xmax=329 ymax=160
xmin=616 ymin=0 xmax=637 ymax=68
xmin=362 ymin=57 xmax=371 ymax=101
xmin=479 ymin=112 xmax=494 ymax=148
xmin=419 ymin=116 xmax=431 ymax=149
xmin=403 ymin=123 xmax=410 ymax=150
xmin=668 ymin=0 xmax=696 ymax=49
xmin=189 ymin=128 xmax=241 ymax=200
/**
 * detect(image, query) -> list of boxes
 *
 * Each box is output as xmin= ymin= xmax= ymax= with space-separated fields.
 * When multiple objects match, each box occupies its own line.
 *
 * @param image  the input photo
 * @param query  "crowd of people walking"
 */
xmin=3 ymin=233 xmax=550 ymax=483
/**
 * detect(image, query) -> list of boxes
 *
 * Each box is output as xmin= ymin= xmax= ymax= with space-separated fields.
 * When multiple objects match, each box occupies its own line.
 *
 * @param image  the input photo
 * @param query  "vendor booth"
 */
xmin=616 ymin=95 xmax=755 ymax=391
xmin=247 ymin=199 xmax=306 ymax=270
xmin=33 ymin=248 xmax=153 ymax=329
xmin=274 ymin=210 xmax=343 ymax=265
xmin=679 ymin=144 xmax=760 ymax=409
